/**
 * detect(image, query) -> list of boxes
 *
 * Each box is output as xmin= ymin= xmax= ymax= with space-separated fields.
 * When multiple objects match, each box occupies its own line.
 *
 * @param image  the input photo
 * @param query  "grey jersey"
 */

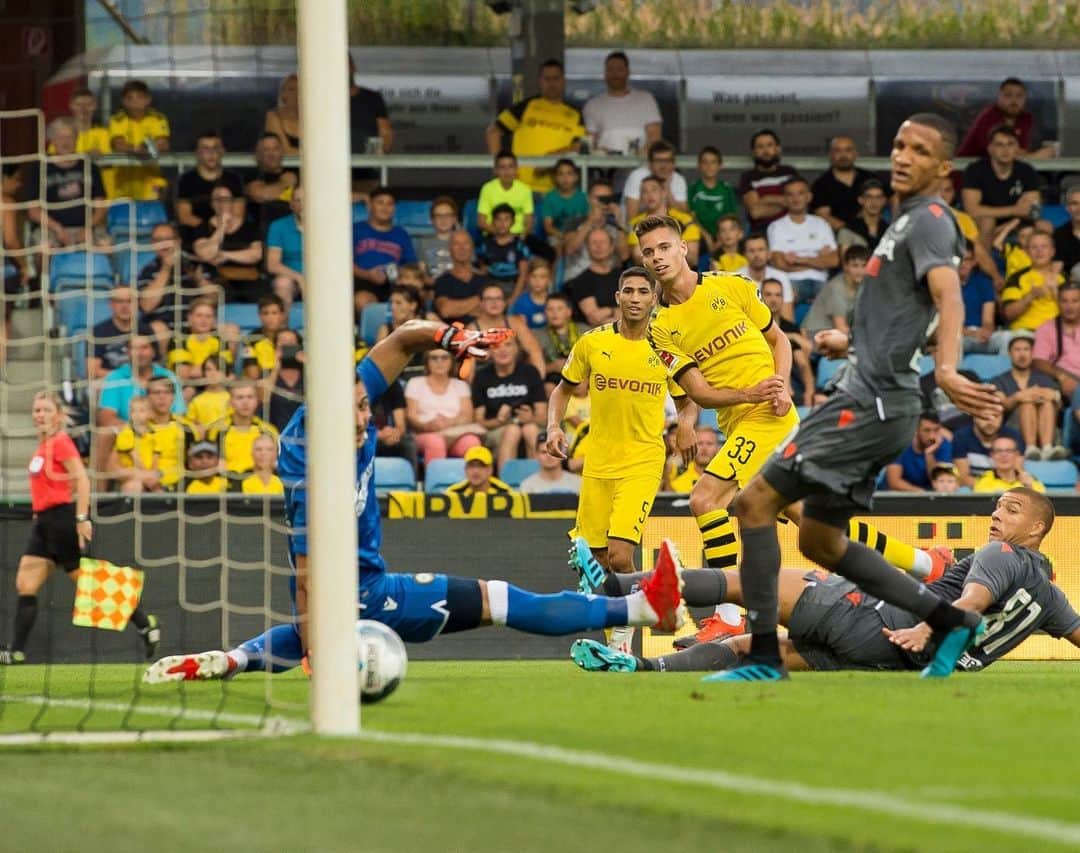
xmin=843 ymin=195 xmax=964 ymax=413
xmin=880 ymin=543 xmax=1080 ymax=671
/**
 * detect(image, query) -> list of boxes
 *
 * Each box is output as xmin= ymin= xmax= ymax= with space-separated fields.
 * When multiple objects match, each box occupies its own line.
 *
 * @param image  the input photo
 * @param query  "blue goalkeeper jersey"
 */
xmin=279 ymin=357 xmax=389 ymax=576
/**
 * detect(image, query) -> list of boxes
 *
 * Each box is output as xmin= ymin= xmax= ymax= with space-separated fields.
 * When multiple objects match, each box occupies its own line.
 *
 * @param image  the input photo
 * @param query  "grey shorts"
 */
xmin=787 ymin=572 xmax=908 ymax=672
xmin=761 ymin=390 xmax=919 ymax=528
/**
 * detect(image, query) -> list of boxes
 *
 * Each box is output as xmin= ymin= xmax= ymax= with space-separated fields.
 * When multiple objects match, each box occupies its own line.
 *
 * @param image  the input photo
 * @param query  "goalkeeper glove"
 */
xmin=434 ymin=323 xmax=515 ymax=381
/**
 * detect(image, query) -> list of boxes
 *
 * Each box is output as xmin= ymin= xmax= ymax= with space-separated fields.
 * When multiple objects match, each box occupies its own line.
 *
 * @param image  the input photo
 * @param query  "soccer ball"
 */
xmin=356 ymin=620 xmax=408 ymax=704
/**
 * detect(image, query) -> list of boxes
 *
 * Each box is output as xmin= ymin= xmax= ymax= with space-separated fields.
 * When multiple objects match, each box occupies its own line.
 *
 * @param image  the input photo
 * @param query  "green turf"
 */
xmin=1 ymin=661 xmax=1078 ymax=852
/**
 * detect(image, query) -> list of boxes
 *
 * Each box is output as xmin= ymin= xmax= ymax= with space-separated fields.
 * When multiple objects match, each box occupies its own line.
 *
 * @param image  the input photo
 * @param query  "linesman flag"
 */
xmin=71 ymin=557 xmax=145 ymax=631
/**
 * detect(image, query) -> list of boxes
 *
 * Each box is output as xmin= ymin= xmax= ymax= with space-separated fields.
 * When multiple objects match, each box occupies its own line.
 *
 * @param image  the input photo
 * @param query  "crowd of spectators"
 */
xmin=5 ymin=60 xmax=1080 ymax=495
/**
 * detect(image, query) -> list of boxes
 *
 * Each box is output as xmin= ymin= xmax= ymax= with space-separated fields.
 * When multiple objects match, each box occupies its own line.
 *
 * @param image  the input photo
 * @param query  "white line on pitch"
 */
xmin=359 ymin=730 xmax=1080 ymax=848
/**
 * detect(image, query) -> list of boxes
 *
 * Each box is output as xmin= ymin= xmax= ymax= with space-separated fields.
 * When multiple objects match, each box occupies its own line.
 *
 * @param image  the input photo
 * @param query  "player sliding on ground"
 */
xmin=144 ymin=320 xmax=686 ymax=683
xmin=571 ymin=488 xmax=1080 ymax=675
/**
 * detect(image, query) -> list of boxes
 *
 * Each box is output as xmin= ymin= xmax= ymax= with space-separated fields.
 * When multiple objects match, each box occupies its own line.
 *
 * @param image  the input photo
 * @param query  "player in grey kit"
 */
xmin=713 ymin=113 xmax=1005 ymax=682
xmin=572 ymin=488 xmax=1080 ymax=675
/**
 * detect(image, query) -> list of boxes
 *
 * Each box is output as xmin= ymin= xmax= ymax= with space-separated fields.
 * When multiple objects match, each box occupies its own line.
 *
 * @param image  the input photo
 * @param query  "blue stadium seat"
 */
xmin=1041 ymin=203 xmax=1069 ymax=229
xmin=375 ymin=457 xmax=416 ymax=495
xmin=816 ymin=357 xmax=845 ymax=390
xmin=222 ymin=303 xmax=262 ymax=333
xmin=697 ymin=407 xmax=719 ymax=430
xmin=49 ymin=251 xmax=113 ymax=293
xmin=463 ymin=198 xmax=482 ymax=244
xmin=960 ymin=353 xmax=1011 ymax=382
xmin=289 ymin=302 xmax=304 ymax=332
xmin=359 ymin=301 xmax=389 ymax=347
xmin=54 ymin=292 xmax=111 ymax=339
xmin=424 ymin=458 xmax=466 ymax=493
xmin=796 ymin=404 xmax=812 ymax=419
xmin=352 ymin=201 xmax=368 ymax=224
xmin=500 ymin=458 xmax=539 ymax=488
xmin=113 ymin=248 xmax=157 ymax=284
xmin=918 ymin=354 xmax=936 ymax=376
xmin=395 ymin=200 xmax=434 ymax=237
xmin=1024 ymin=460 xmax=1078 ymax=489
xmin=106 ymin=200 xmax=167 ymax=241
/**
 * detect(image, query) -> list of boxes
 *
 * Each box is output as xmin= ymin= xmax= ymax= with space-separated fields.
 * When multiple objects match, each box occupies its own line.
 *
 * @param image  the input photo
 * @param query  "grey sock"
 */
xmin=654 ymin=641 xmax=740 ymax=673
xmin=681 ymin=569 xmax=729 ymax=608
xmin=835 ymin=540 xmax=942 ymax=620
xmin=739 ymin=524 xmax=782 ymax=635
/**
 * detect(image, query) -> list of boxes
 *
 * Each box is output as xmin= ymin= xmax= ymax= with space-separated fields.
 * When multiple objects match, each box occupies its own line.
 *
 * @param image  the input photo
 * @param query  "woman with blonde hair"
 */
xmin=264 ymin=73 xmax=300 ymax=156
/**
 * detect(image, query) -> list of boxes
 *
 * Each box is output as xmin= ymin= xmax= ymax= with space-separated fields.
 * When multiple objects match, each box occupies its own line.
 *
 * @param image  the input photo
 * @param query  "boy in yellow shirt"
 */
xmin=187 ymin=355 xmax=231 ymax=436
xmin=109 ymin=80 xmax=170 ymax=200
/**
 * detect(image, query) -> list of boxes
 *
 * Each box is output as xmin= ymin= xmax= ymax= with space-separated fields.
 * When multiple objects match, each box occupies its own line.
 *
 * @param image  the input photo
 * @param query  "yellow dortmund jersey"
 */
xmin=561 ymin=323 xmax=685 ymax=479
xmin=147 ymin=416 xmax=196 ymax=488
xmin=628 ymin=208 xmax=701 ymax=248
xmin=241 ymin=473 xmax=285 ymax=496
xmin=184 ymin=475 xmax=229 ymax=495
xmin=714 ymin=251 xmax=748 ymax=272
xmin=242 ymin=334 xmax=277 ymax=373
xmin=496 ymin=96 xmax=585 ymax=192
xmin=649 ymin=271 xmax=776 ymax=437
xmin=114 ymin=425 xmax=155 ymax=469
xmin=668 ymin=463 xmax=702 ymax=494
xmin=1001 ymin=268 xmax=1062 ymax=331
xmin=168 ymin=334 xmax=232 ymax=371
xmin=209 ymin=417 xmax=279 ymax=474
xmin=1004 ymin=243 xmax=1033 ymax=278
xmin=108 ymin=108 xmax=170 ymax=200
xmin=187 ymin=389 xmax=231 ymax=430
xmin=973 ymin=471 xmax=1046 ymax=494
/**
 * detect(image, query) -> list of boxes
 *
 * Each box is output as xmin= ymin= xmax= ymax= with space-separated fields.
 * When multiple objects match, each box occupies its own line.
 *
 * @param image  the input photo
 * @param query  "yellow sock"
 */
xmin=848 ymin=520 xmax=917 ymax=572
xmin=697 ymin=508 xmax=738 ymax=569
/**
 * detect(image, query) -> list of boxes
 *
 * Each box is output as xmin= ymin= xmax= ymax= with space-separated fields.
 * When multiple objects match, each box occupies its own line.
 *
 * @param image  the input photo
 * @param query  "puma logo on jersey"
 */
xmin=600 ymin=351 xmax=612 ymax=359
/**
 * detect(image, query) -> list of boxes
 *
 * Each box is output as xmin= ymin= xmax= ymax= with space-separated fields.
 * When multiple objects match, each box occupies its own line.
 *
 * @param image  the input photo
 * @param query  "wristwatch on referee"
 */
xmin=76 ymin=514 xmax=91 ymax=523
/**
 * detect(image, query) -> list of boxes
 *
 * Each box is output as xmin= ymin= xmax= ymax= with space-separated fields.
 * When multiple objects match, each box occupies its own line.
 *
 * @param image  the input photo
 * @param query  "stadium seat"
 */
xmin=359 ymin=302 xmax=389 ymax=346
xmin=500 ymin=458 xmax=539 ymax=488
xmin=1023 ymin=460 xmax=1078 ymax=489
xmin=959 ymin=353 xmax=1011 ymax=382
xmin=113 ymin=248 xmax=156 ymax=284
xmin=796 ymin=404 xmax=811 ymax=419
xmin=352 ymin=201 xmax=368 ymax=224
xmin=463 ymin=198 xmax=482 ymax=244
xmin=289 ymin=302 xmax=304 ymax=332
xmin=48 ymin=251 xmax=113 ymax=293
xmin=816 ymin=357 xmax=846 ymax=390
xmin=222 ymin=303 xmax=262 ymax=333
xmin=54 ymin=291 xmax=111 ymax=340
xmin=106 ymin=200 xmax=167 ymax=241
xmin=424 ymin=458 xmax=466 ymax=493
xmin=697 ymin=407 xmax=719 ymax=431
xmin=395 ymin=200 xmax=434 ymax=237
xmin=1041 ymin=203 xmax=1069 ymax=229
xmin=375 ymin=457 xmax=416 ymax=495
xmin=918 ymin=354 xmax=936 ymax=375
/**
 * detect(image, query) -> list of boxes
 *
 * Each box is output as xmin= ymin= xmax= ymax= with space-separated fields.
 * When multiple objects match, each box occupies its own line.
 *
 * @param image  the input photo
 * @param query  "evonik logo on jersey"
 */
xmin=593 ymin=373 xmax=664 ymax=395
xmin=691 ymin=320 xmax=748 ymax=362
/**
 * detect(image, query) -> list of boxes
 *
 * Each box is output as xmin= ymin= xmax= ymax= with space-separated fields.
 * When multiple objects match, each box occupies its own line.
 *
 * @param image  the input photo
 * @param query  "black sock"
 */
xmin=681 ymin=569 xmax=729 ymax=608
xmin=129 ymin=608 xmax=150 ymax=632
xmin=602 ymin=572 xmax=643 ymax=597
xmin=13 ymin=595 xmax=38 ymax=652
xmin=654 ymin=641 xmax=740 ymax=673
xmin=636 ymin=656 xmax=655 ymax=671
xmin=926 ymin=600 xmax=981 ymax=632
xmin=739 ymin=525 xmax=783 ymax=665
xmin=834 ymin=540 xmax=943 ymax=622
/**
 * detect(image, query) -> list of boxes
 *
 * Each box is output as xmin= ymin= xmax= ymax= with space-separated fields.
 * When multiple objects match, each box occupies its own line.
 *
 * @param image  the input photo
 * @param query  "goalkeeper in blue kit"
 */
xmin=144 ymin=320 xmax=686 ymax=683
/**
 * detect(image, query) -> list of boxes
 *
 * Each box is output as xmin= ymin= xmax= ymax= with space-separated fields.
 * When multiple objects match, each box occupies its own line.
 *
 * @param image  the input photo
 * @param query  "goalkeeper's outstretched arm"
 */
xmin=366 ymin=319 xmax=513 ymax=385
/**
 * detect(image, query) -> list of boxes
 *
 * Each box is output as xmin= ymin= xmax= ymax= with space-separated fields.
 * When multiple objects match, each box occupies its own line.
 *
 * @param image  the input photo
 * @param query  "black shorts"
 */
xmin=24 ymin=503 xmax=81 ymax=572
xmin=787 ymin=571 xmax=907 ymax=672
xmin=761 ymin=389 xmax=919 ymax=528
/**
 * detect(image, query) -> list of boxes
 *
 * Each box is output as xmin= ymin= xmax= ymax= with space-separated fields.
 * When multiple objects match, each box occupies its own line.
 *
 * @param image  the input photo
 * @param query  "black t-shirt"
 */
xmin=778 ymin=316 xmax=802 ymax=350
xmin=961 ymin=159 xmax=1040 ymax=211
xmin=244 ymin=168 xmax=297 ymax=233
xmin=810 ymin=167 xmax=881 ymax=226
xmin=1053 ymin=222 xmax=1080 ymax=275
xmin=91 ymin=318 xmax=155 ymax=371
xmin=433 ymin=270 xmax=491 ymax=323
xmin=269 ymin=370 xmax=305 ymax=433
xmin=843 ymin=214 xmax=885 ymax=253
xmin=471 ymin=361 xmax=546 ymax=419
xmin=564 ymin=267 xmax=620 ymax=324
xmin=191 ymin=219 xmax=262 ymax=256
xmin=349 ymin=87 xmax=389 ymax=150
xmin=371 ymin=379 xmax=406 ymax=428
xmin=136 ymin=257 xmax=207 ymax=328
xmin=22 ymin=160 xmax=106 ymax=228
xmin=176 ymin=169 xmax=245 ymax=226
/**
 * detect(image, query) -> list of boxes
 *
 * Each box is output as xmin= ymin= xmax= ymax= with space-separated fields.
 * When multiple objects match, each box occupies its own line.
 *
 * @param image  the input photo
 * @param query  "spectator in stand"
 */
xmin=738 ymin=129 xmax=799 ymax=231
xmin=884 ymin=411 xmax=953 ymax=492
xmin=485 ymin=59 xmax=584 ymax=193
xmin=711 ymin=215 xmax=746 ymax=272
xmin=23 ymin=117 xmax=108 ymax=248
xmin=560 ymin=179 xmax=629 ymax=282
xmin=689 ymin=146 xmax=738 ymax=255
xmin=958 ymin=78 xmax=1057 ymax=159
xmin=939 ymin=176 xmax=1005 ymax=293
xmin=1053 ymin=185 xmax=1080 ymax=275
xmin=564 ymin=227 xmax=621 ymax=326
xmin=108 ymin=79 xmax=170 ymax=201
xmin=405 ymin=348 xmax=484 ymax=463
xmin=541 ymin=159 xmax=588 ymax=252
xmin=245 ymin=132 xmax=297 ymax=233
xmin=241 ymin=433 xmax=285 ymax=495
xmin=239 ymin=294 xmax=288 ymax=379
xmin=370 ymin=367 xmax=416 ymax=471
xmin=961 ymin=125 xmax=1041 ymax=248
xmin=996 ymin=217 xmax=1049 ymax=279
xmin=471 ymin=336 xmax=547 ymax=471
xmin=810 ymin=136 xmax=881 ymax=232
xmin=142 ymin=375 xmax=196 ymax=492
xmin=376 ymin=285 xmax=423 ymax=342
xmin=186 ymin=355 xmax=231 ymax=436
xmin=167 ymin=297 xmax=233 ymax=392
xmin=1034 ymin=281 xmax=1080 ymax=425
xmin=664 ymin=425 xmax=718 ymax=493
xmin=352 ymin=186 xmax=416 ymax=310
xmin=836 ymin=178 xmax=887 ymax=254
xmin=445 ymin=446 xmax=513 ymax=496
xmin=973 ymin=435 xmax=1046 ymax=494
xmin=468 ymin=283 xmax=545 ymax=375
xmin=138 ymin=222 xmax=215 ymax=333
xmin=433 ymin=230 xmax=488 ymax=325
xmin=1001 ymin=231 xmax=1061 ymax=332
xmin=416 ymin=196 xmax=459 ymax=284
xmin=510 ymin=257 xmax=555 ymax=332
xmin=991 ymin=331 xmax=1067 ymax=460
xmin=623 ymin=140 xmax=687 ymax=221
xmin=176 ymin=131 xmax=245 ymax=249
xmin=108 ymin=396 xmax=160 ymax=494
xmin=538 ymin=292 xmax=583 ymax=390
xmin=735 ymin=232 xmax=794 ymax=321
xmin=628 ymin=176 xmax=701 ymax=267
xmin=801 ymin=245 xmax=869 ymax=340
xmin=207 ymin=381 xmax=278 ymax=479
xmin=2 ymin=164 xmax=28 ymax=366
xmin=477 ymin=151 xmax=535 ymax=236
xmin=477 ymin=203 xmax=530 ymax=300
xmin=760 ymin=278 xmax=815 ymax=408
xmin=957 ymin=241 xmax=1010 ymax=355
xmin=264 ymin=73 xmax=301 ymax=156
xmin=67 ymin=88 xmax=112 ymax=188
xmin=583 ymin=50 xmax=662 ymax=156
xmin=265 ymin=328 xmax=305 ymax=433
xmin=952 ymin=408 xmax=1025 ymax=488
xmin=519 ymin=437 xmax=582 ymax=495
xmin=87 ymin=284 xmax=160 ymax=382
xmin=348 ymin=54 xmax=392 ymax=195
xmin=929 ymin=464 xmax=960 ymax=494
xmin=98 ymin=335 xmax=183 ymax=428
xmin=265 ymin=185 xmax=305 ymax=311
xmin=766 ymin=176 xmax=839 ymax=305
xmin=182 ymin=442 xmax=229 ymax=495
xmin=193 ymin=182 xmax=264 ymax=302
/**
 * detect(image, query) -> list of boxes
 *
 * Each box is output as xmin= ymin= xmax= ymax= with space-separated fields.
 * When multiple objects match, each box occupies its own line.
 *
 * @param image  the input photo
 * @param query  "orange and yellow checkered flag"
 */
xmin=71 ymin=557 xmax=145 ymax=631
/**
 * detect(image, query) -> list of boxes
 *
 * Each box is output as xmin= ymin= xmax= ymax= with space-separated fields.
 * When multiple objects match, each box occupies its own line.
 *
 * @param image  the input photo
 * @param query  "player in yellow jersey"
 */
xmin=546 ymin=267 xmax=697 ymax=576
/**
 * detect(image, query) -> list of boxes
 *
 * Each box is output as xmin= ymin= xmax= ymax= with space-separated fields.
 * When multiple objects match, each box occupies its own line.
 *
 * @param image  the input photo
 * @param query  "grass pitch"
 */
xmin=2 ymin=660 xmax=1078 ymax=852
